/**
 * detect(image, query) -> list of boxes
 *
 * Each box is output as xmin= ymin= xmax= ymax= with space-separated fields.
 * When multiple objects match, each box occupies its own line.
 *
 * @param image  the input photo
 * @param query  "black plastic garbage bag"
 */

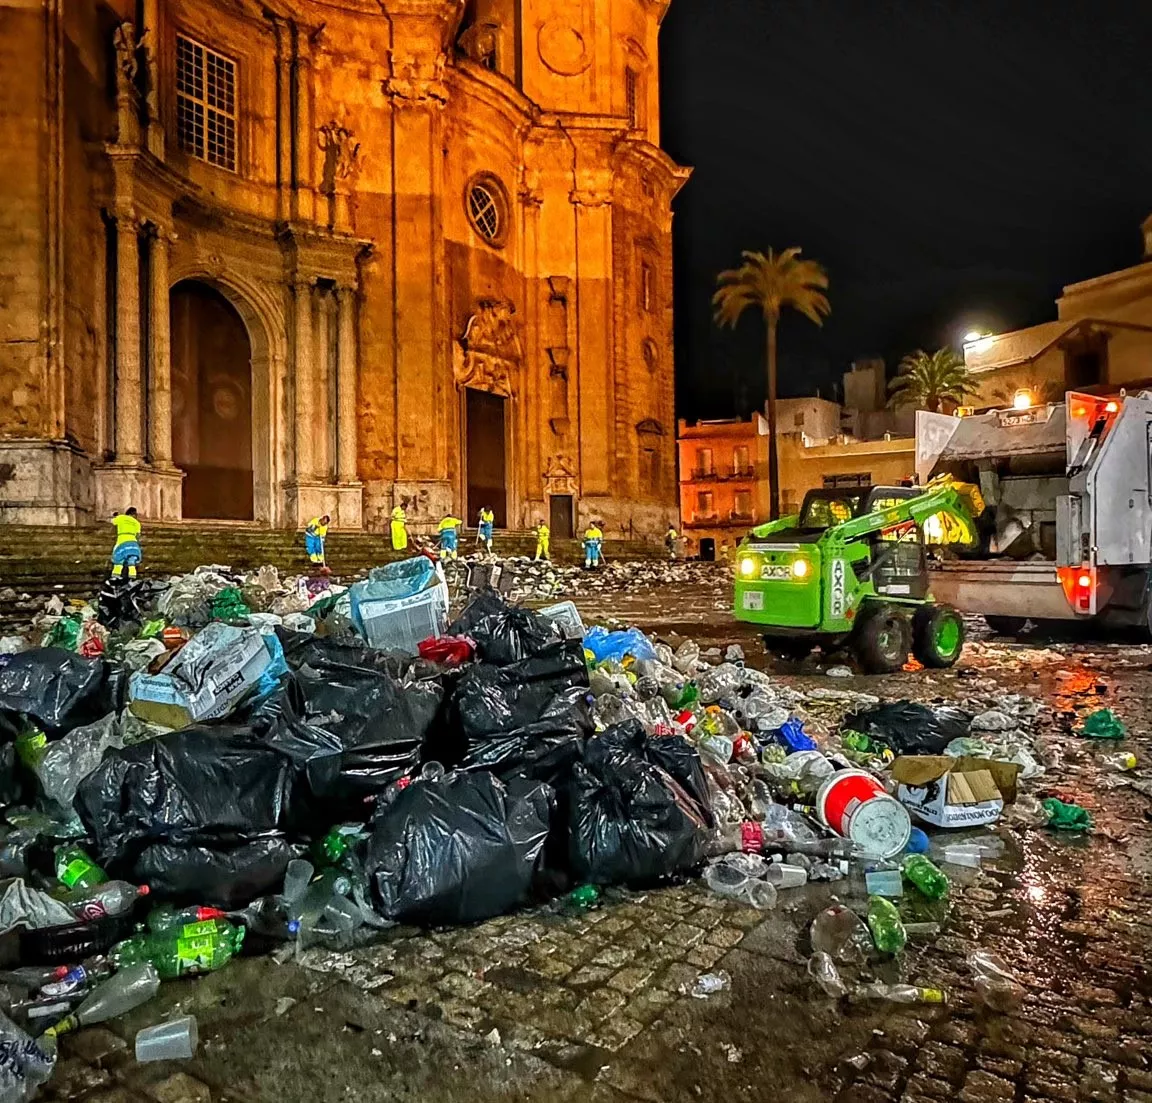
xmin=568 ymin=721 xmax=712 ymax=886
xmin=0 ymin=649 xmax=126 ymax=737
xmin=453 ymin=640 xmax=589 ymax=740
xmin=75 ymin=725 xmax=300 ymax=864
xmin=843 ymin=699 xmax=972 ymax=756
xmin=133 ymin=835 xmax=298 ymax=910
xmin=365 ymin=772 xmax=552 ymax=925
xmin=447 ymin=590 xmax=562 ymax=666
xmin=251 ymin=630 xmax=445 ymax=805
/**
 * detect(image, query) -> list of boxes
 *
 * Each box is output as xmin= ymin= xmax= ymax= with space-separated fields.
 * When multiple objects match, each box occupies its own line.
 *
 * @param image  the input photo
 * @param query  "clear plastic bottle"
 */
xmin=807 ymin=952 xmax=848 ymax=998
xmin=281 ymin=859 xmax=315 ymax=909
xmin=1100 ymin=751 xmax=1137 ymax=772
xmin=851 ymin=982 xmax=948 ymax=1005
xmin=63 ymin=881 xmax=150 ymax=921
xmin=810 ymin=905 xmax=873 ymax=964
xmin=701 ymin=861 xmax=777 ymax=909
xmin=969 ymin=950 xmax=1025 ymax=1011
xmin=44 ymin=963 xmax=161 ymax=1037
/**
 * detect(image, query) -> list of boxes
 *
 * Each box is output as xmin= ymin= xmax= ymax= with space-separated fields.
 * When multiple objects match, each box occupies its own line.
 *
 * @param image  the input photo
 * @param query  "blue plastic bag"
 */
xmin=350 ymin=556 xmax=438 ymax=633
xmin=582 ymin=626 xmax=657 ymax=664
xmin=252 ymin=633 xmax=289 ymax=704
xmin=775 ymin=718 xmax=817 ymax=753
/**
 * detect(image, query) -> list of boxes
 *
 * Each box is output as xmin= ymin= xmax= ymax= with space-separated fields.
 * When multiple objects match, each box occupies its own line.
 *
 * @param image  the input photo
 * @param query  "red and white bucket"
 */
xmin=816 ymin=769 xmax=910 ymax=859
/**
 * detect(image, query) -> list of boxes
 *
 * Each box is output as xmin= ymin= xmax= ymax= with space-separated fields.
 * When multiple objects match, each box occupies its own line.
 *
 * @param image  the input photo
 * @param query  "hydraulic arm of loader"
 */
xmin=821 ymin=480 xmax=983 ymax=549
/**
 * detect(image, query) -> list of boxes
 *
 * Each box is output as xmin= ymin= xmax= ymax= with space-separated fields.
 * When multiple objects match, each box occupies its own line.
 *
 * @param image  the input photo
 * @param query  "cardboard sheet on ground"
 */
xmin=891 ymin=755 xmax=1020 ymax=828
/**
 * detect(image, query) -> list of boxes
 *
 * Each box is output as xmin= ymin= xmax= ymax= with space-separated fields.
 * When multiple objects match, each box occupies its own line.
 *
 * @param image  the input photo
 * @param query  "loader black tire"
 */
xmin=852 ymin=607 xmax=912 ymax=674
xmin=913 ymin=604 xmax=966 ymax=668
xmin=983 ymin=614 xmax=1027 ymax=637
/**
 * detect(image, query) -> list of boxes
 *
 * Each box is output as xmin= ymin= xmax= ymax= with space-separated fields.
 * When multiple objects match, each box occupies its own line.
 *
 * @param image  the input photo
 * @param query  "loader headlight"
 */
xmin=791 ymin=558 xmax=810 ymax=578
xmin=738 ymin=555 xmax=758 ymax=578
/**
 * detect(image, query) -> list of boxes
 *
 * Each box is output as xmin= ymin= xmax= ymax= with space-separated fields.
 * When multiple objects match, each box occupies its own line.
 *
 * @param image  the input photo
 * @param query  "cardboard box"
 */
xmin=129 ymin=624 xmax=271 ymax=728
xmin=358 ymin=581 xmax=449 ymax=655
xmin=891 ymin=755 xmax=1020 ymax=828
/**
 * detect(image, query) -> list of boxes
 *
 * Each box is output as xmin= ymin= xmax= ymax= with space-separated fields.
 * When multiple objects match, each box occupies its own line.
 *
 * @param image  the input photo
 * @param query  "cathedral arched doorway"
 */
xmin=170 ymin=280 xmax=254 ymax=520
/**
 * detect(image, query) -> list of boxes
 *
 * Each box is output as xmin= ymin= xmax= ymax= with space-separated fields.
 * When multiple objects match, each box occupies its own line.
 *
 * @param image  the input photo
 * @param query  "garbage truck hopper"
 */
xmin=916 ymin=392 xmax=1152 ymax=633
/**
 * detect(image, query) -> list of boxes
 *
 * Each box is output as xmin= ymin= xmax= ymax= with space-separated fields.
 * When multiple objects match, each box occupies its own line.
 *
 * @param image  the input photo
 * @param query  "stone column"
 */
xmin=114 ymin=212 xmax=143 ymax=462
xmin=147 ymin=226 xmax=173 ymax=466
xmin=293 ymin=276 xmax=315 ymax=481
xmin=336 ymin=285 xmax=359 ymax=483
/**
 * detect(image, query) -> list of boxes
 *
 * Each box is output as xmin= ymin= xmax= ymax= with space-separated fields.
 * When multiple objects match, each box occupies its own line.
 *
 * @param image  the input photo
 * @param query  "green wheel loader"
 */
xmin=732 ymin=478 xmax=983 ymax=674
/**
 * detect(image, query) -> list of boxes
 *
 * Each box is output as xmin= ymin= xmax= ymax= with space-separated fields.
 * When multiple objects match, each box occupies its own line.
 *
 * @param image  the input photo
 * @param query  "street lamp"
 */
xmin=1012 ymin=389 xmax=1033 ymax=410
xmin=963 ymin=330 xmax=985 ymax=344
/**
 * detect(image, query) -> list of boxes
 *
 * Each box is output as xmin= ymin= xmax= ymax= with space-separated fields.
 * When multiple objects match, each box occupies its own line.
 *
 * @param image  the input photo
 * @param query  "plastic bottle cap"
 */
xmin=138 ymin=885 xmax=151 ymax=896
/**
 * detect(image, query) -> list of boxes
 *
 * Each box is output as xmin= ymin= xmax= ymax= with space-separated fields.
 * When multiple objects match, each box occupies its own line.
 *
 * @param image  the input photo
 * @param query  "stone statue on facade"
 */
xmin=317 ymin=121 xmax=362 ymax=190
xmin=112 ymin=21 xmax=137 ymax=89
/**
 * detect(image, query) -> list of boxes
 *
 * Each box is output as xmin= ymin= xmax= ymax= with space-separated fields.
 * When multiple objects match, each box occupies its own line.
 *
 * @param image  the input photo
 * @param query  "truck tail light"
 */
xmin=1058 ymin=565 xmax=1094 ymax=613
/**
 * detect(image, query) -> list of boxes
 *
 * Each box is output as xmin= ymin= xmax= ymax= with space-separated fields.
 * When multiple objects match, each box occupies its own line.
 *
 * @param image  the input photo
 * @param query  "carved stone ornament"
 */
xmin=537 ymin=19 xmax=591 ymax=76
xmin=458 ymin=21 xmax=499 ymax=66
xmin=383 ymin=56 xmax=448 ymax=108
xmin=454 ymin=299 xmax=522 ymax=398
xmin=543 ymin=454 xmax=578 ymax=495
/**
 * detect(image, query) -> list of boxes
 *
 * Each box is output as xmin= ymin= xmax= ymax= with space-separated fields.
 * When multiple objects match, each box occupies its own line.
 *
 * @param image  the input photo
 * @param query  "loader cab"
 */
xmin=861 ymin=487 xmax=929 ymax=600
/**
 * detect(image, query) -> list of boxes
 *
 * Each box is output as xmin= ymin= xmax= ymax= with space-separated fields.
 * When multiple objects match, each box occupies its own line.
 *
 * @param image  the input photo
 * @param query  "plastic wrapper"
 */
xmin=417 ymin=635 xmax=475 ymax=666
xmin=969 ymin=949 xmax=1025 ymax=1011
xmin=0 ymin=649 xmax=126 ymax=737
xmin=582 ymin=626 xmax=657 ymax=664
xmin=281 ymin=613 xmax=317 ymax=634
xmin=158 ymin=571 xmax=230 ymax=628
xmin=0 ymin=1010 xmax=55 ymax=1103
xmin=366 ymin=772 xmax=552 ymax=925
xmin=843 ymin=700 xmax=971 ymax=755
xmin=671 ymin=640 xmax=700 ymax=675
xmin=76 ymin=725 xmax=301 ymax=864
xmin=695 ymin=663 xmax=743 ymax=705
xmin=568 ymin=720 xmax=713 ymax=886
xmin=0 ymin=638 xmax=26 ymax=656
xmin=34 ymin=712 xmax=124 ymax=810
xmin=447 ymin=590 xmax=563 ymax=666
xmin=118 ymin=638 xmax=168 ymax=673
xmin=0 ymin=879 xmax=77 ymax=934
xmin=133 ymin=836 xmax=298 ymax=910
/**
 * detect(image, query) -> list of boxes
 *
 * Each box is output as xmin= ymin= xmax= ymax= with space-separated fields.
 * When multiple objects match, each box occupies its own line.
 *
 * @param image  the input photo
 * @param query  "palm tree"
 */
xmin=888 ymin=348 xmax=976 ymax=412
xmin=713 ymin=248 xmax=830 ymax=519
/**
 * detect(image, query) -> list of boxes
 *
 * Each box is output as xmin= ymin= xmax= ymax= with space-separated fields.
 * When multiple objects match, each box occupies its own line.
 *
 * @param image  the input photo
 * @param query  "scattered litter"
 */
xmin=683 ymin=970 xmax=731 ymax=999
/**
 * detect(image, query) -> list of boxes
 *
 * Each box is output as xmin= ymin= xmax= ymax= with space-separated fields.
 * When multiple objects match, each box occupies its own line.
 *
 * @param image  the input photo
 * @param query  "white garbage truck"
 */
xmin=917 ymin=391 xmax=1152 ymax=634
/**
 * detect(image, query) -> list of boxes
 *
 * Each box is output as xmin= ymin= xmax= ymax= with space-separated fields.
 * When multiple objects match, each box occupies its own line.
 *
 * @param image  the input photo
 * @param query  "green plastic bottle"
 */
xmin=54 ymin=844 xmax=108 ymax=891
xmin=567 ymin=884 xmax=601 ymax=911
xmin=866 ymin=896 xmax=907 ymax=954
xmin=901 ymin=855 xmax=950 ymax=900
xmin=14 ymin=725 xmax=48 ymax=769
xmin=111 ymin=919 xmax=245 ymax=979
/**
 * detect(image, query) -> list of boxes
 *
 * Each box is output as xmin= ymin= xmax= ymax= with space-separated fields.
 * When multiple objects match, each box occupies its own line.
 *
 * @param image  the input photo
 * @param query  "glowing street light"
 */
xmin=1012 ymin=389 xmax=1034 ymax=410
xmin=963 ymin=330 xmax=985 ymax=344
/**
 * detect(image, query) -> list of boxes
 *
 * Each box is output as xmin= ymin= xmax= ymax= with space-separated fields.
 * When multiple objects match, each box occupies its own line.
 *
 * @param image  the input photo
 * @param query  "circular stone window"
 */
xmin=465 ymin=174 xmax=508 ymax=247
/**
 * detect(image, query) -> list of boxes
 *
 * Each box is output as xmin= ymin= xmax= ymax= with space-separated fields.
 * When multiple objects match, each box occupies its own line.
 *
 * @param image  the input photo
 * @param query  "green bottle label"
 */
xmin=175 ymin=934 xmax=220 ymax=974
xmin=16 ymin=730 xmax=47 ymax=768
xmin=60 ymin=858 xmax=93 ymax=888
xmin=179 ymin=920 xmax=219 ymax=939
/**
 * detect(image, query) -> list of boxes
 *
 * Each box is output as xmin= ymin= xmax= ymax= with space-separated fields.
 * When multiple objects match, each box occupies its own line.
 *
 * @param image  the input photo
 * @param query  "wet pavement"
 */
xmin=41 ymin=566 xmax=1152 ymax=1103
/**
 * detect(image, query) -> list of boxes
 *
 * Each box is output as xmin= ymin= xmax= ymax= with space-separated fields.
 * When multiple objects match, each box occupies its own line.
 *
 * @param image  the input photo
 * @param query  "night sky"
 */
xmin=660 ymin=0 xmax=1152 ymax=419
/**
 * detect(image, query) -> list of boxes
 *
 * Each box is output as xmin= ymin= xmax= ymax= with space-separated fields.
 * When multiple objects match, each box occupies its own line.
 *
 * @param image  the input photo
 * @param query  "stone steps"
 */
xmin=0 ymin=523 xmax=664 ymax=630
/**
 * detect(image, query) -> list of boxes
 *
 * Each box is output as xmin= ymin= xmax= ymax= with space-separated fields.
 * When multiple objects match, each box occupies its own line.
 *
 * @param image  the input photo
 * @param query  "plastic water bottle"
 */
xmin=901 ymin=855 xmax=949 ymax=899
xmin=810 ymin=905 xmax=873 ymax=964
xmin=44 ymin=963 xmax=161 ymax=1037
xmin=866 ymin=896 xmax=907 ymax=954
xmin=146 ymin=905 xmax=228 ymax=933
xmin=112 ymin=920 xmax=245 ymax=979
xmin=39 ymin=960 xmax=113 ymax=998
xmin=281 ymin=859 xmax=314 ymax=909
xmin=63 ymin=882 xmax=150 ymax=921
xmin=702 ymin=861 xmax=777 ymax=909
xmin=54 ymin=845 xmax=107 ymax=891
xmin=807 ymin=952 xmax=848 ymax=998
xmin=1101 ymin=751 xmax=1137 ymax=772
xmin=851 ymin=981 xmax=948 ymax=1005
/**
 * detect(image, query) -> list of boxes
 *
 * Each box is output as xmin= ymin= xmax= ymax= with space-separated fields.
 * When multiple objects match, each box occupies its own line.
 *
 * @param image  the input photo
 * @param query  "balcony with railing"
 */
xmin=684 ymin=463 xmax=759 ymax=483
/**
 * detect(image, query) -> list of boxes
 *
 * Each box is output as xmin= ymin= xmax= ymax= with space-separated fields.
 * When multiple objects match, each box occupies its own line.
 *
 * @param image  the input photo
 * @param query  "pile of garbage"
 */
xmin=0 ymin=554 xmax=1129 ymax=1096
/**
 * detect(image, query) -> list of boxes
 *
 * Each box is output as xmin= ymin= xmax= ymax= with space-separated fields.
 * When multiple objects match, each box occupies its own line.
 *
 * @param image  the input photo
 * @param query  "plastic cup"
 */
xmin=135 ymin=1015 xmax=199 ymax=1062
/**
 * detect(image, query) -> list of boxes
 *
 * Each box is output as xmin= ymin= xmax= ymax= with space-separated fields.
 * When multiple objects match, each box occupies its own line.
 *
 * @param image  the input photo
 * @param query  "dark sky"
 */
xmin=660 ymin=0 xmax=1152 ymax=419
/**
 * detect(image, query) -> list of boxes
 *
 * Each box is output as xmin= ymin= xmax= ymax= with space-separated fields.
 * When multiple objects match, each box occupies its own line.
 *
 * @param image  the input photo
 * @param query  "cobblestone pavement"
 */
xmin=37 ymin=590 xmax=1152 ymax=1103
